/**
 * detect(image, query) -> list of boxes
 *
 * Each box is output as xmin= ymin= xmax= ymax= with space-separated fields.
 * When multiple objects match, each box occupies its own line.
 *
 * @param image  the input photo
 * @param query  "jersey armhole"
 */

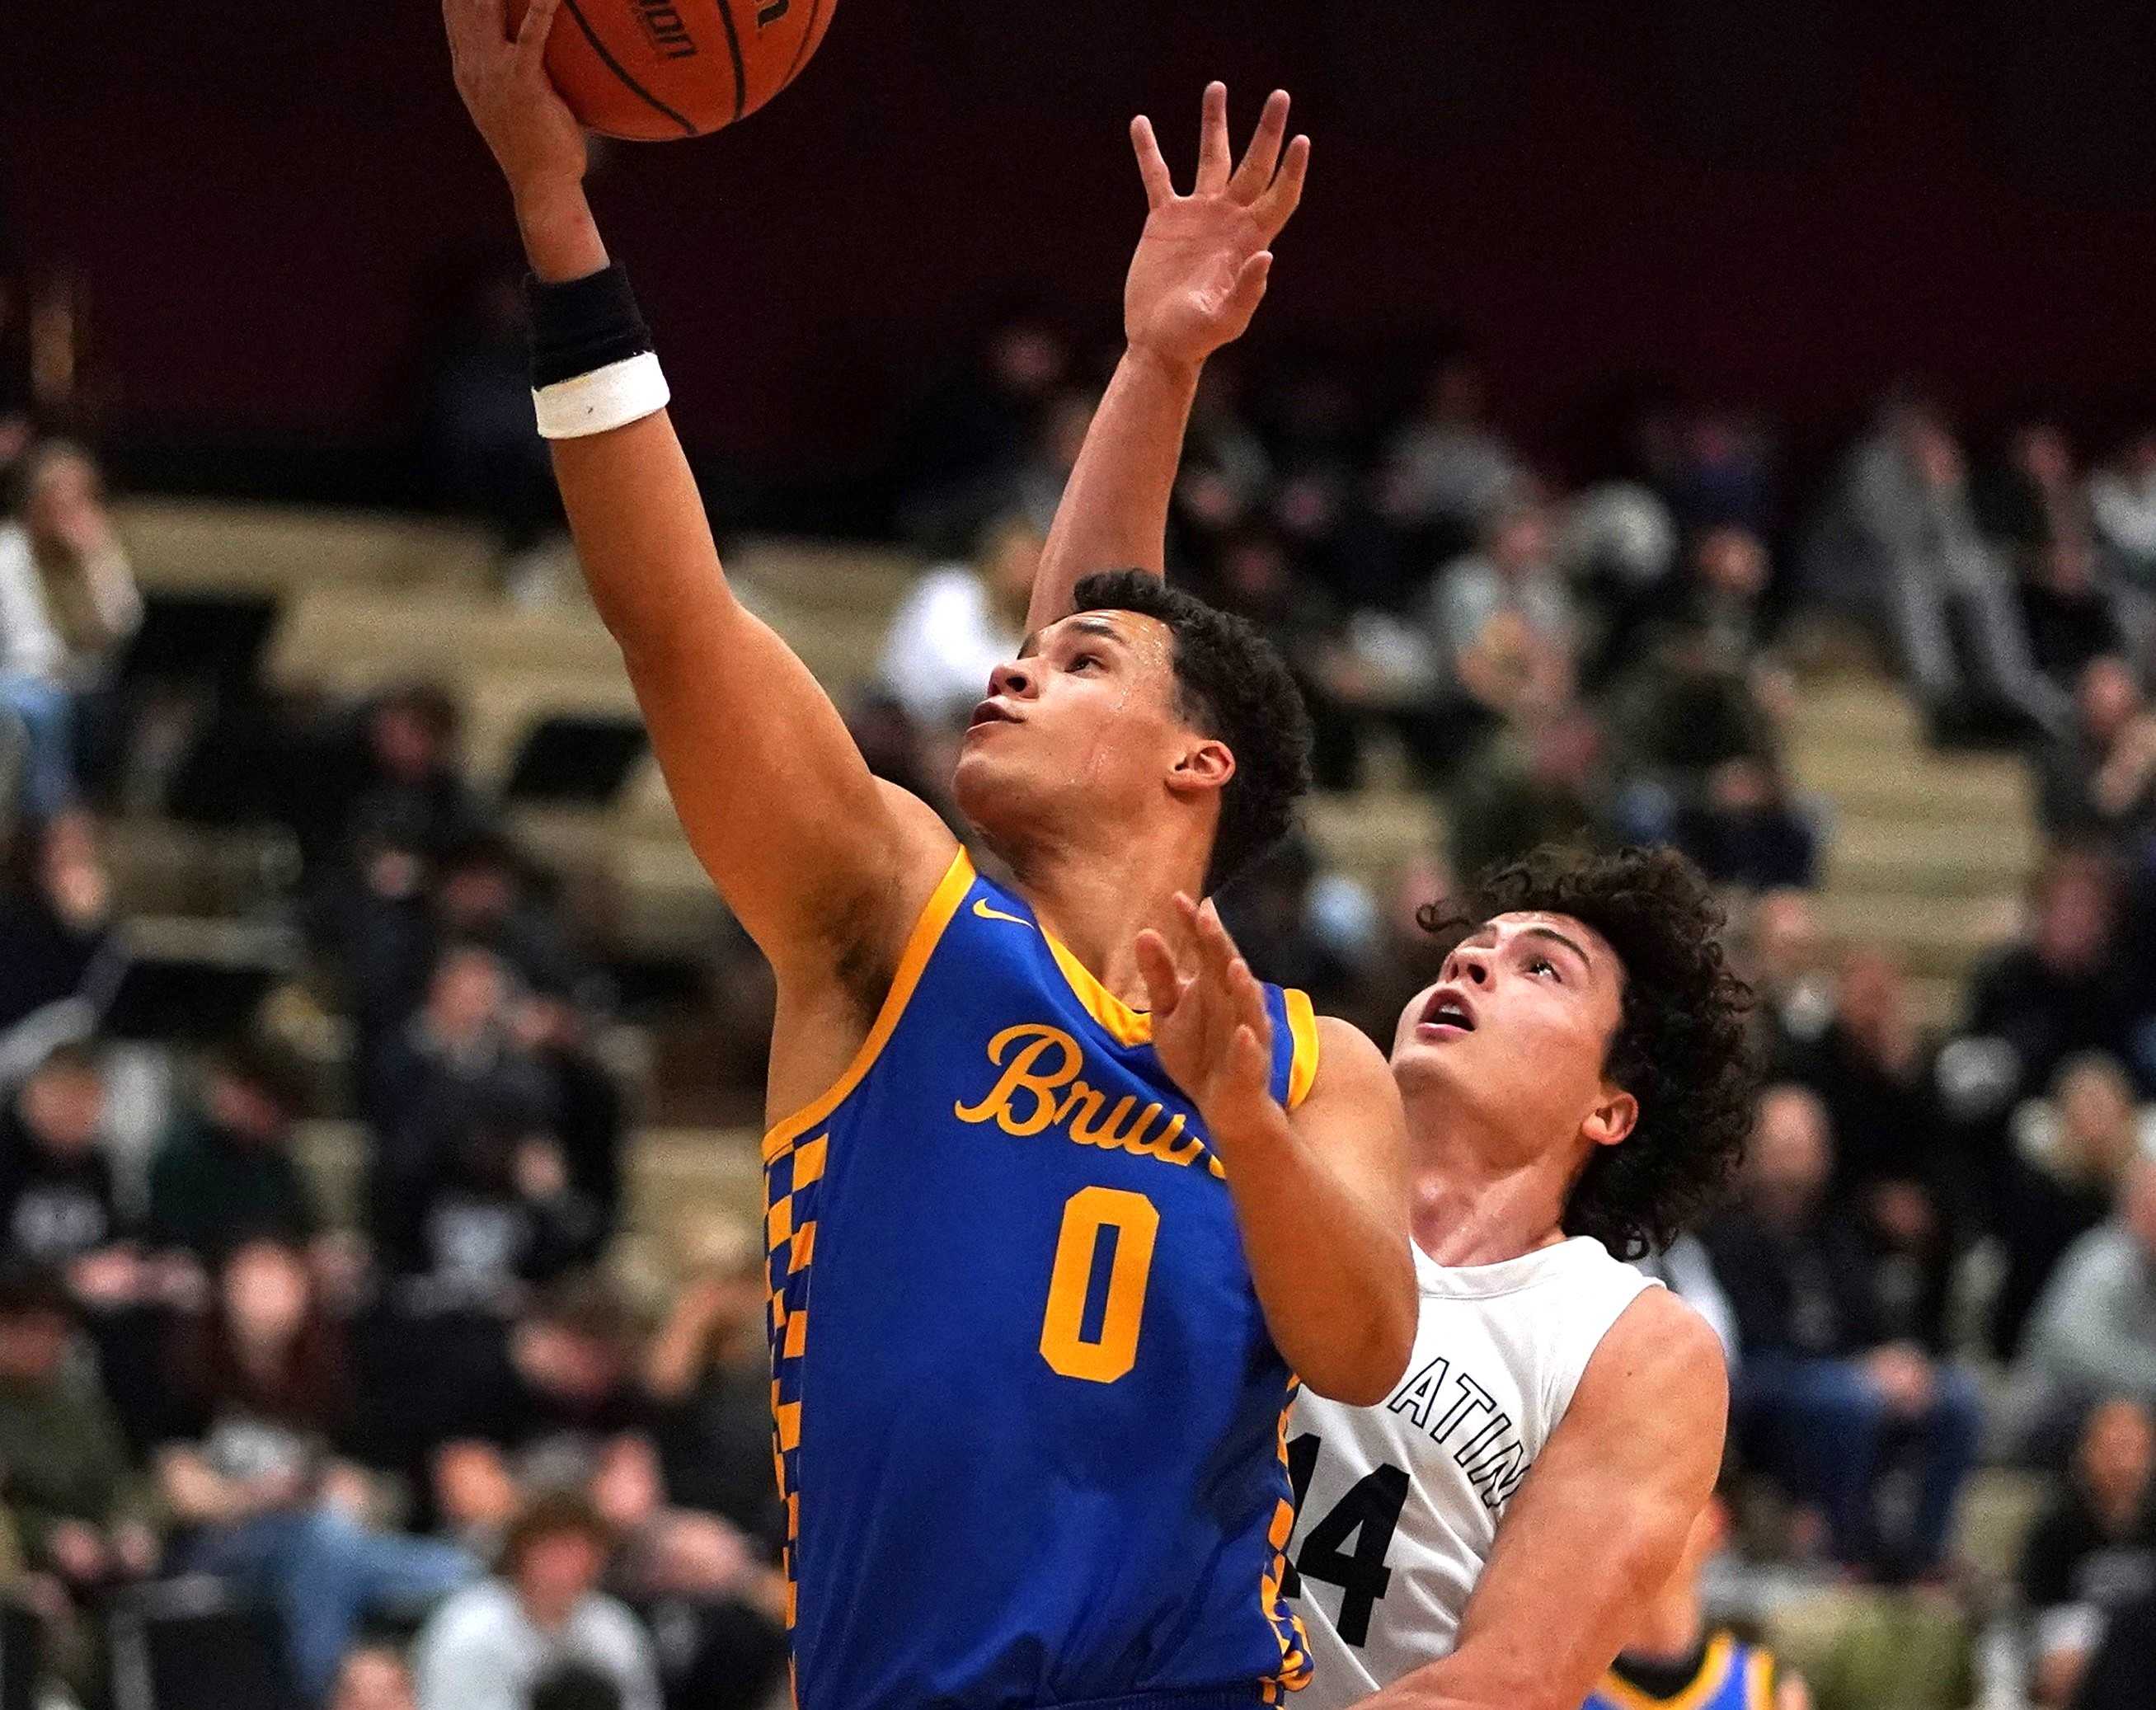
xmin=1284 ymin=989 xmax=1320 ymax=1111
xmin=761 ymin=848 xmax=975 ymax=1158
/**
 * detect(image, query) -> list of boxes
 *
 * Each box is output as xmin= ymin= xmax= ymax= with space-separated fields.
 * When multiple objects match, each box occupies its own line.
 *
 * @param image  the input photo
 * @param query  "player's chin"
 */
xmin=951 ymin=742 xmax=1024 ymax=827
xmin=1389 ymin=1029 xmax=1473 ymax=1087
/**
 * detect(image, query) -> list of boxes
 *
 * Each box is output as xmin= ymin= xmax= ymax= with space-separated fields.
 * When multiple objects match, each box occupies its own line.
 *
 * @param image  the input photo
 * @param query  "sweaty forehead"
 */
xmin=1027 ymin=608 xmax=1175 ymax=659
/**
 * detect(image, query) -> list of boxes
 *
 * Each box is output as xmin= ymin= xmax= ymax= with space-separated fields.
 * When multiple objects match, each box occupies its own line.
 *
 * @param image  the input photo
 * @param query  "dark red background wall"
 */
xmin=7 ymin=1 xmax=2156 ymax=477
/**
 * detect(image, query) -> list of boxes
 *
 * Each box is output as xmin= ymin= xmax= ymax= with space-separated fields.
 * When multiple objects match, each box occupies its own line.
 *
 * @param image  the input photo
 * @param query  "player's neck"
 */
xmin=1406 ymin=1146 xmax=1572 ymax=1269
xmin=1012 ymin=839 xmax=1207 ymax=1007
xmin=1623 ymin=1586 xmax=1707 ymax=1666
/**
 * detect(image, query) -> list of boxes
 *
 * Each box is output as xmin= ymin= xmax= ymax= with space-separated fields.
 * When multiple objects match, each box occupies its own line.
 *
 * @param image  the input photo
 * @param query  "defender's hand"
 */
xmin=1136 ymin=895 xmax=1278 ymax=1145
xmin=444 ymin=0 xmax=588 ymax=201
xmin=1124 ymin=84 xmax=1311 ymax=373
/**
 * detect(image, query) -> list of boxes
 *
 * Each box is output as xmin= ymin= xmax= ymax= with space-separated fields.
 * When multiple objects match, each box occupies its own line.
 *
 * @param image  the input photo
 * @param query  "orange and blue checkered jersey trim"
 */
xmin=1585 ymin=1632 xmax=1779 ymax=1710
xmin=762 ymin=850 xmax=1318 ymax=1710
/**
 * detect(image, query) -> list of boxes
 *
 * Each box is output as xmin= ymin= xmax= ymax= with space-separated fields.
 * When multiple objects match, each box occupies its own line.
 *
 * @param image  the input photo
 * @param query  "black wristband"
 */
xmin=526 ymin=264 xmax=654 ymax=391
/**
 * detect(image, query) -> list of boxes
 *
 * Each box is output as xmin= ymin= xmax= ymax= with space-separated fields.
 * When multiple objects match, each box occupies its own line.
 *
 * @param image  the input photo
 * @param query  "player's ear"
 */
xmin=1582 ymin=1088 xmax=1638 ymax=1150
xmin=1167 ymin=738 xmax=1236 ymax=801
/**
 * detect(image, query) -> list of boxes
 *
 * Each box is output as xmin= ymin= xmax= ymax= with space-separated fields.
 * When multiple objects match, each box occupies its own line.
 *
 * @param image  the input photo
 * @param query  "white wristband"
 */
xmin=533 ymin=352 xmax=671 ymax=440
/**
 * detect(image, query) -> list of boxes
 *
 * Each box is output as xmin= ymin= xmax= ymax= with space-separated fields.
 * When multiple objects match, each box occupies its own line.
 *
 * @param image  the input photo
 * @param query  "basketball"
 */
xmin=510 ymin=0 xmax=839 ymax=141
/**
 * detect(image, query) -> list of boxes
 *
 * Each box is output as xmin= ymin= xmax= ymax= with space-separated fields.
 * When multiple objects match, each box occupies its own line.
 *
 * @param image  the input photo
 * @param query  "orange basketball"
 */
xmin=512 ymin=0 xmax=840 ymax=141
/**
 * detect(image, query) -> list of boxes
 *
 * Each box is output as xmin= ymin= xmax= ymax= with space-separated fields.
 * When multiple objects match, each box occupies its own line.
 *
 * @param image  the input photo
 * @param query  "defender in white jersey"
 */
xmin=1286 ymin=852 xmax=1758 ymax=1709
xmin=1012 ymin=82 xmax=1760 ymax=1710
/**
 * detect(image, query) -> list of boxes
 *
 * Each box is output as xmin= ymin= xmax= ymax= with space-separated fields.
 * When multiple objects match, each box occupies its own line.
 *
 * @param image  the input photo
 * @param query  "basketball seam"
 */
xmin=711 ymin=0 xmax=749 ymax=124
xmin=781 ymin=0 xmax=824 ymax=89
xmin=561 ymin=0 xmax=698 ymax=136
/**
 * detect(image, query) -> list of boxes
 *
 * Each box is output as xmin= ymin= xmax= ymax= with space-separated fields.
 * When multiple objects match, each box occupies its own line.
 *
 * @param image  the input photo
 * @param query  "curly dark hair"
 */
xmin=1070 ymin=571 xmax=1314 ymax=893
xmin=1418 ymin=844 xmax=1757 ymax=1259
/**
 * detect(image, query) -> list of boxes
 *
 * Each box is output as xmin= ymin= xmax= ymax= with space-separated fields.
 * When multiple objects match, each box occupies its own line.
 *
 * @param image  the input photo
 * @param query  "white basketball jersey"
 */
xmin=1286 ymin=1237 xmax=1658 ymax=1708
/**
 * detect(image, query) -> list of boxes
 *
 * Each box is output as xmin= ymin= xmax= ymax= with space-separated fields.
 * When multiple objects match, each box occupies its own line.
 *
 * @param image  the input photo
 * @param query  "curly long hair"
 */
xmin=1419 ymin=844 xmax=1758 ymax=1259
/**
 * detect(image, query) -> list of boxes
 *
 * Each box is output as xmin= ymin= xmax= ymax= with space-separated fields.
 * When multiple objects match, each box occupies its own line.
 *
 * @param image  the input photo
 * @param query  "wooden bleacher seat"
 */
xmin=116 ymin=499 xmax=501 ymax=596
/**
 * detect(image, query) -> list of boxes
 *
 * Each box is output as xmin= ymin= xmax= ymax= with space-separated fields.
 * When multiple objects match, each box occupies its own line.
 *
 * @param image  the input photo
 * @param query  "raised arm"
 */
xmin=1137 ymin=897 xmax=1415 ymax=1405
xmin=1028 ymin=85 xmax=1309 ymax=632
xmin=1362 ymin=1291 xmax=1728 ymax=1710
xmin=444 ymin=0 xmax=952 ymax=993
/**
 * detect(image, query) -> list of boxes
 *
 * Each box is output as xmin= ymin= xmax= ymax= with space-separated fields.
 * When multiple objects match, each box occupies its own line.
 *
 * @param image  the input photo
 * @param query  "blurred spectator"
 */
xmin=2020 ymin=533 xmax=2125 ymax=694
xmin=874 ymin=512 xmax=1040 ymax=731
xmin=2018 ymin=1396 xmax=2156 ymax=1708
xmin=2069 ymin=1584 xmax=2156 ymax=1709
xmin=159 ymin=1239 xmax=474 ymax=1701
xmin=1961 ymin=848 xmax=2146 ymax=1103
xmin=2086 ymin=427 xmax=2156 ymax=668
xmin=0 ymin=441 xmax=142 ymax=818
xmin=587 ymin=1433 xmax=786 ymax=1710
xmin=432 ymin=833 xmax=585 ymax=1003
xmin=1811 ymin=399 xmax=2069 ymax=743
xmin=1167 ymin=363 xmax=1274 ymax=567
xmin=413 ymin=1492 xmax=660 ymax=1710
xmin=1444 ymin=707 xmax=1605 ymax=881
xmin=146 ymin=1036 xmax=323 ymax=1264
xmin=1994 ymin=1055 xmax=2154 ymax=1360
xmin=2036 ymin=656 xmax=2156 ymax=845
xmin=514 ymin=992 xmax=623 ymax=1266
xmin=0 ymin=1044 xmax=138 ymax=1299
xmin=1424 ymin=490 xmax=1576 ymax=728
xmin=346 ymin=685 xmax=494 ymax=870
xmin=1705 ymin=1086 xmax=1980 ymax=1576
xmin=2019 ymin=1158 xmax=2156 ymax=1434
xmin=1378 ymin=354 xmax=1523 ymax=566
xmin=1738 ymin=888 xmax=1837 ymax=1064
xmin=0 ymin=1267 xmax=157 ymax=1603
xmin=1200 ymin=530 xmax=1395 ymax=793
xmin=1670 ymin=758 xmax=1820 ymax=892
xmin=364 ymin=941 xmax=554 ymax=1282
xmin=642 ymin=1217 xmax=782 ymax=1557
xmin=0 ymin=811 xmax=115 ymax=1038
xmin=1977 ymin=420 xmax=2087 ymax=564
xmin=1782 ymin=948 xmax=1956 ymax=1347
xmin=430 ymin=1280 xmax=651 ymax=1547
xmin=331 ymin=1644 xmax=420 ymax=1710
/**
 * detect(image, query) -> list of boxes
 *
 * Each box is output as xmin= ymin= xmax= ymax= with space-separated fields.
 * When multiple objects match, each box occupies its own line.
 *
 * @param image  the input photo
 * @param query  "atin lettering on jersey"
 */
xmin=1384 ymin=1354 xmax=1531 ymax=1510
xmin=952 ymin=1023 xmax=1227 ymax=1176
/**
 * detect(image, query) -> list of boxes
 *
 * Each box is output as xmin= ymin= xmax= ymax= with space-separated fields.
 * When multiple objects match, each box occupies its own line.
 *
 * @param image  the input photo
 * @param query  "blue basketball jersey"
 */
xmin=761 ymin=849 xmax=1318 ymax=1710
xmin=1584 ymin=1633 xmax=1777 ymax=1710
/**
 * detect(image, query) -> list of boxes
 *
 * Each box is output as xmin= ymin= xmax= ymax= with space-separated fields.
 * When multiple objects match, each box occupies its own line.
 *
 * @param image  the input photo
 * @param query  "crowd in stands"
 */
xmin=0 ymin=310 xmax=2154 ymax=1708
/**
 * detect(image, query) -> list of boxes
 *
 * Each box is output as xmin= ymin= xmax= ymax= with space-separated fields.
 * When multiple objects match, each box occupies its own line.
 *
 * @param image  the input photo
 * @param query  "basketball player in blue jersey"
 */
xmin=1031 ymin=87 xmax=1761 ymax=1710
xmin=1584 ymin=1475 xmax=1808 ymax=1710
xmin=444 ymin=8 xmax=1418 ymax=1708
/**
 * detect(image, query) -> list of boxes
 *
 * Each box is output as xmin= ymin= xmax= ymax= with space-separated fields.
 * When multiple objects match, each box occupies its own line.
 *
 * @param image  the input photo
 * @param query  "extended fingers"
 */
xmin=1130 ymin=115 xmax=1176 ymax=208
xmin=1253 ymin=134 xmax=1310 ymax=242
xmin=1134 ymin=928 xmax=1186 ymax=1017
xmin=515 ymin=0 xmax=565 ymax=60
xmin=1228 ymin=954 xmax=1273 ymax=1049
xmin=1191 ymin=896 xmax=1243 ymax=986
xmin=444 ymin=0 xmax=508 ymax=59
xmin=1195 ymin=82 xmax=1233 ymax=194
xmin=1228 ymin=89 xmax=1291 ymax=203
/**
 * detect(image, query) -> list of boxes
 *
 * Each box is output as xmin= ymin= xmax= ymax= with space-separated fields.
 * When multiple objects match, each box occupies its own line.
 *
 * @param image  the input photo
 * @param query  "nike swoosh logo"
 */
xmin=973 ymin=899 xmax=1031 ymax=927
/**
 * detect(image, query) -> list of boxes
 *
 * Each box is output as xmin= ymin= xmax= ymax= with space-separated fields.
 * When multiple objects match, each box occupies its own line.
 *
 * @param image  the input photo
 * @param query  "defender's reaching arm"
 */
xmin=1029 ymin=84 xmax=1309 ymax=632
xmin=1359 ymin=1292 xmax=1729 ymax=1710
xmin=443 ymin=0 xmax=953 ymax=1037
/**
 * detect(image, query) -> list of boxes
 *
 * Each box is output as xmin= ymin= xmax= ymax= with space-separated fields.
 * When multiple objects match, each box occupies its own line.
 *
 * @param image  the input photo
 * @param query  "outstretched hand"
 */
xmin=1135 ymin=895 xmax=1279 ymax=1146
xmin=1124 ymin=84 xmax=1311 ymax=372
xmin=444 ymin=0 xmax=588 ymax=200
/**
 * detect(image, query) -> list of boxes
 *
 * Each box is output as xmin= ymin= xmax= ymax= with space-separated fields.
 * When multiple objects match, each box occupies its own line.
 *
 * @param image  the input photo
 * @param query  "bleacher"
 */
xmin=111 ymin=496 xmax=2047 ymax=1209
